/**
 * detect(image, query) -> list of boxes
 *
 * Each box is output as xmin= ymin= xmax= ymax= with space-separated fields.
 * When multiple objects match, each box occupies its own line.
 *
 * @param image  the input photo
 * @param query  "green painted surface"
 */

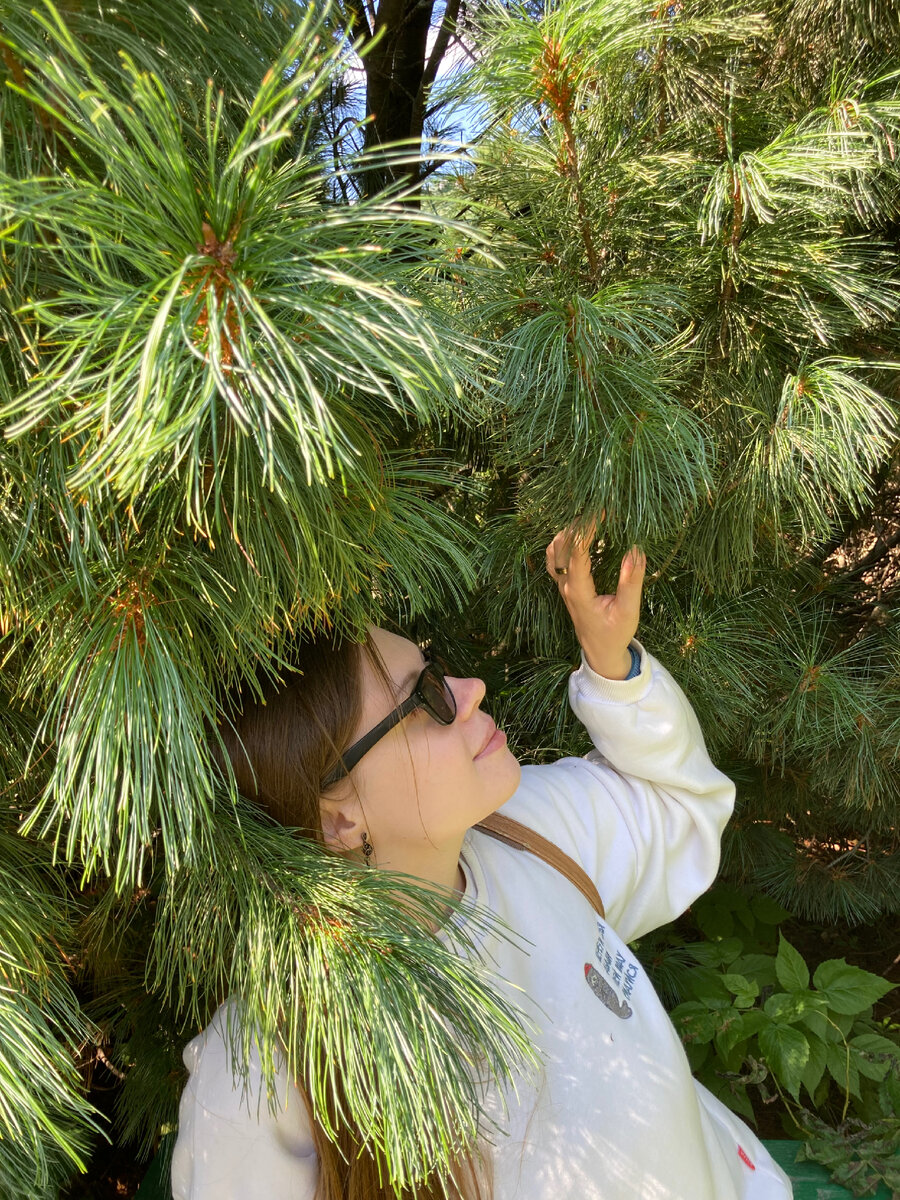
xmin=762 ymin=1140 xmax=892 ymax=1200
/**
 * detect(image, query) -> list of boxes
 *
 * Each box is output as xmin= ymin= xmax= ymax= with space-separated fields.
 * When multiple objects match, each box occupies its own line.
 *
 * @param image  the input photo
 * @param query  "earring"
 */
xmin=361 ymin=832 xmax=374 ymax=867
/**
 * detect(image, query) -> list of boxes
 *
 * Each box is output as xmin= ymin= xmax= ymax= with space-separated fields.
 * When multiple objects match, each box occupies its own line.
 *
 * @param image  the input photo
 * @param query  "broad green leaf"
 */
xmin=723 ymin=973 xmax=759 ymax=1008
xmin=716 ymin=1046 xmax=749 ymax=1076
xmin=775 ymin=935 xmax=809 ymax=993
xmin=749 ymin=894 xmax=792 ymax=925
xmin=700 ymin=1070 xmax=757 ymax=1124
xmin=685 ymin=1041 xmax=711 ymax=1072
xmin=714 ymin=1008 xmax=769 ymax=1063
xmin=800 ymin=1034 xmax=828 ymax=1101
xmin=850 ymin=1032 xmax=900 ymax=1061
xmin=882 ymin=1070 xmax=900 ymax=1116
xmin=730 ymin=954 xmax=778 ymax=989
xmin=734 ymin=905 xmax=757 ymax=935
xmin=825 ymin=1041 xmax=860 ymax=1099
xmin=850 ymin=1033 xmax=900 ymax=1082
xmin=851 ymin=1048 xmax=891 ymax=1082
xmin=764 ymin=990 xmax=826 ymax=1024
xmin=800 ymin=1007 xmax=853 ymax=1042
xmin=670 ymin=1001 xmax=720 ymax=1045
xmin=733 ymin=991 xmax=760 ymax=1011
xmin=686 ymin=968 xmax=733 ymax=1010
xmin=813 ymin=959 xmax=896 ymax=1015
xmin=724 ymin=1085 xmax=756 ymax=1125
xmin=759 ymin=1022 xmax=810 ymax=1100
xmin=694 ymin=903 xmax=734 ymax=940
xmin=714 ymin=1010 xmax=746 ymax=1060
xmin=737 ymin=1010 xmax=772 ymax=1039
xmin=689 ymin=938 xmax=744 ymax=968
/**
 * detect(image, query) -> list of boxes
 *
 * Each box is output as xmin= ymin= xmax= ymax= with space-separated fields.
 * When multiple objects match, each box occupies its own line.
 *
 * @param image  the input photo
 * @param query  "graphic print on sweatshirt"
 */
xmin=584 ymin=919 xmax=640 ymax=1019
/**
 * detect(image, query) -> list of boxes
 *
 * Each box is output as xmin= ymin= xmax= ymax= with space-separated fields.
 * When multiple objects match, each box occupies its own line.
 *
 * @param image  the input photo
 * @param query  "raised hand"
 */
xmin=545 ymin=524 xmax=647 ymax=680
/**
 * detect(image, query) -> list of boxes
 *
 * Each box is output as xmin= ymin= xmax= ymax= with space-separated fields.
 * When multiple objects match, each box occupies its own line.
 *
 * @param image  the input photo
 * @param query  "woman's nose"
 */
xmin=448 ymin=675 xmax=486 ymax=720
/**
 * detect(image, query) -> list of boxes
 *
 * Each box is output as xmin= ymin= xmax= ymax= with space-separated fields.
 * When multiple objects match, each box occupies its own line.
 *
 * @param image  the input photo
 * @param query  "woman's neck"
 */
xmin=376 ymin=838 xmax=467 ymax=900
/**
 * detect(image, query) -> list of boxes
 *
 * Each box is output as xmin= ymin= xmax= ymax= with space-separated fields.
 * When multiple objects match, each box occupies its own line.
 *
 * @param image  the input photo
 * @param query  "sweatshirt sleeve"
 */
xmin=170 ymin=1001 xmax=318 ymax=1200
xmin=503 ymin=639 xmax=736 ymax=943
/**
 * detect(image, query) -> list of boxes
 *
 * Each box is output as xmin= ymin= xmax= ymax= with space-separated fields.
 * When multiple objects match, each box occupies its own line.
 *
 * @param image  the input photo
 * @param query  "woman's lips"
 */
xmin=474 ymin=726 xmax=507 ymax=760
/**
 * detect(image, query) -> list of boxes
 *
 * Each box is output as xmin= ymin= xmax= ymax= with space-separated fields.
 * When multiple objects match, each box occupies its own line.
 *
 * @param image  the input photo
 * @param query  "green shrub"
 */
xmin=635 ymin=885 xmax=900 ymax=1195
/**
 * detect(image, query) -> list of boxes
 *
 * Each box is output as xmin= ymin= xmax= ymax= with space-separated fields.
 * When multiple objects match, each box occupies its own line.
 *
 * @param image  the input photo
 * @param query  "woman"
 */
xmin=171 ymin=528 xmax=793 ymax=1200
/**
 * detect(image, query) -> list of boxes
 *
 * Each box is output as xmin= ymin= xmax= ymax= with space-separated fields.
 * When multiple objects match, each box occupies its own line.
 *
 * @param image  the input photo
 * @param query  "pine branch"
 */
xmin=149 ymin=799 xmax=541 ymax=1191
xmin=0 ymin=829 xmax=100 ymax=1196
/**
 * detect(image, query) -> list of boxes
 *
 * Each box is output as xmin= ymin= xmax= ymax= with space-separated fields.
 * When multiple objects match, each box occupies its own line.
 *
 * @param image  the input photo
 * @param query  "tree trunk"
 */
xmin=360 ymin=0 xmax=436 ymax=192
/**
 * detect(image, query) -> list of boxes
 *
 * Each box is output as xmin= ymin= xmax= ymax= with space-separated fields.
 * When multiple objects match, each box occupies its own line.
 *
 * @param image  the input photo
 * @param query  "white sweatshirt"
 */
xmin=171 ymin=642 xmax=793 ymax=1200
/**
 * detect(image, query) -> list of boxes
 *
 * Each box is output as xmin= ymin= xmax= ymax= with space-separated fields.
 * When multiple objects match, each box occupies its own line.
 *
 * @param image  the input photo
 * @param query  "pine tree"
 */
xmin=1 ymin=0 xmax=899 ymax=1195
xmin=0 ymin=3 xmax=533 ymax=1194
xmin=431 ymin=0 xmax=900 ymax=928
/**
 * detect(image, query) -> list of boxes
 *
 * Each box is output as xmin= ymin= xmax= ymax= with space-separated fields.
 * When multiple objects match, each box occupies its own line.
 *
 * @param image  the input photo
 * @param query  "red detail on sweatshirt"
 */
xmin=584 ymin=963 xmax=591 ymax=977
xmin=737 ymin=1146 xmax=756 ymax=1170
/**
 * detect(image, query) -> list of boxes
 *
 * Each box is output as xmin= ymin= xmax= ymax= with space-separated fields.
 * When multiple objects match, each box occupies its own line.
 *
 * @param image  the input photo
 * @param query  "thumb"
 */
xmin=616 ymin=547 xmax=646 ymax=607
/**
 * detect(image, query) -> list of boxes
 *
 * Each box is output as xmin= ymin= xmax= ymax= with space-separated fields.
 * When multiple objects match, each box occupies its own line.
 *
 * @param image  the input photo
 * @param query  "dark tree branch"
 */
xmin=418 ymin=153 xmax=456 ymax=182
xmin=808 ymin=507 xmax=867 ymax=571
xmin=416 ymin=0 xmax=462 ymax=123
xmin=804 ymin=443 xmax=900 ymax=572
xmin=840 ymin=523 xmax=900 ymax=582
xmin=344 ymin=0 xmax=375 ymax=40
xmin=423 ymin=94 xmax=452 ymax=121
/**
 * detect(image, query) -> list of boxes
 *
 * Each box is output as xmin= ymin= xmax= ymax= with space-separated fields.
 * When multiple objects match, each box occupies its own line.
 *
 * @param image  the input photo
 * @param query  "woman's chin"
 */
xmin=482 ymin=754 xmax=522 ymax=818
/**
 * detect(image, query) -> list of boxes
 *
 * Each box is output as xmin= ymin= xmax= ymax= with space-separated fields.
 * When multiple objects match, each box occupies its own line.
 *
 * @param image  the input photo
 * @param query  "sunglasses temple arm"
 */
xmin=322 ymin=696 xmax=420 ymax=786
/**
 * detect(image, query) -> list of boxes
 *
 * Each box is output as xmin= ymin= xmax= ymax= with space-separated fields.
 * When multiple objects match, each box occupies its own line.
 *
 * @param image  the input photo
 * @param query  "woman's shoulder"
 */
xmin=172 ymin=999 xmax=318 ymax=1199
xmin=181 ymin=997 xmax=238 ymax=1074
xmin=181 ymin=998 xmax=253 ymax=1113
xmin=180 ymin=997 xmax=312 ymax=1141
xmin=498 ymin=754 xmax=608 ymax=842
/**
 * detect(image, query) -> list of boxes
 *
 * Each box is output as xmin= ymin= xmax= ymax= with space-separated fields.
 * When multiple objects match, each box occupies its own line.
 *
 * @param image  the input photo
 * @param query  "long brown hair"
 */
xmin=213 ymin=628 xmax=491 ymax=1200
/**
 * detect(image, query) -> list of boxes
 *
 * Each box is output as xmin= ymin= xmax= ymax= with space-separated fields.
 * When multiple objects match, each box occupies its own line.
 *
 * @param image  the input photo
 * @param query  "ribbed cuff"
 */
xmin=571 ymin=639 xmax=652 ymax=704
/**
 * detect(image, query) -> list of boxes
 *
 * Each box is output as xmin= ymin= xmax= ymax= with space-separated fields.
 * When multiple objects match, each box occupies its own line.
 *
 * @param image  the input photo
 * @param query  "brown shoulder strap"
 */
xmin=474 ymin=812 xmax=605 ymax=918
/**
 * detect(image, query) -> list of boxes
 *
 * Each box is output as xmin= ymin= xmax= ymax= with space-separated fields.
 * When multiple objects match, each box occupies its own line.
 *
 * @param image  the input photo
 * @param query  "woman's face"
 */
xmin=320 ymin=627 xmax=521 ymax=877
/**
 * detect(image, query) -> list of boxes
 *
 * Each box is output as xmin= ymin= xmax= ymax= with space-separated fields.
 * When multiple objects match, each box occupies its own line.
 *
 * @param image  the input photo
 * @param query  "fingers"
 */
xmin=546 ymin=527 xmax=646 ymax=603
xmin=616 ymin=546 xmax=647 ymax=610
xmin=546 ymin=527 xmax=583 ymax=588
xmin=545 ymin=520 xmax=595 ymax=576
xmin=619 ymin=546 xmax=647 ymax=586
xmin=549 ymin=526 xmax=597 ymax=605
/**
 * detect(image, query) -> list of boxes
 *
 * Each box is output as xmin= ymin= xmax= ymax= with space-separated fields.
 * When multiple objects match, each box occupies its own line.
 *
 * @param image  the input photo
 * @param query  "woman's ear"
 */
xmin=319 ymin=790 xmax=366 ymax=853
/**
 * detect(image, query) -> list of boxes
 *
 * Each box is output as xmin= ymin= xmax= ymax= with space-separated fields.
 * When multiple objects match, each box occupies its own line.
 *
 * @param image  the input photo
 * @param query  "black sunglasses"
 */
xmin=321 ymin=660 xmax=457 ymax=787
